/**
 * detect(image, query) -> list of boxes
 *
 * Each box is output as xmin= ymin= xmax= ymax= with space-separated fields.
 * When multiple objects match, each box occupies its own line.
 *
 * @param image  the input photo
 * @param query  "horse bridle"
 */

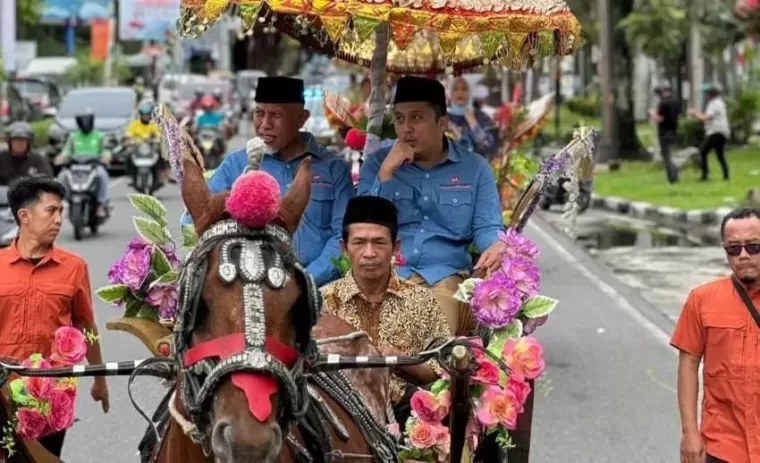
xmin=174 ymin=219 xmax=322 ymax=449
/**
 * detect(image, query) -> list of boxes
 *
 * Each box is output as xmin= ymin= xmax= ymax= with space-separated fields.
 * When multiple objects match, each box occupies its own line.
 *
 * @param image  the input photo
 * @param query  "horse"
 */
xmin=147 ymin=130 xmax=398 ymax=463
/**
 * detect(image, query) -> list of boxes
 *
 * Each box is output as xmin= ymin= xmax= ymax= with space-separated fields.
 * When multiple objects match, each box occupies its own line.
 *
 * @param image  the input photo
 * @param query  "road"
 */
xmin=57 ymin=139 xmax=680 ymax=461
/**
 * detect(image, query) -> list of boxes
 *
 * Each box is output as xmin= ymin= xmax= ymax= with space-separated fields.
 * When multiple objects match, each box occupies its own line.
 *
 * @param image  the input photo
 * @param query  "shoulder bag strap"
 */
xmin=731 ymin=275 xmax=760 ymax=328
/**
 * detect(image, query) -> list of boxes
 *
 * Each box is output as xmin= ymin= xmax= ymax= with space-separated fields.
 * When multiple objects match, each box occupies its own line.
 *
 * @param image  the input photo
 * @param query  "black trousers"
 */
xmin=657 ymin=131 xmax=679 ymax=184
xmin=38 ymin=430 xmax=66 ymax=457
xmin=705 ymin=455 xmax=727 ymax=463
xmin=699 ymin=133 xmax=729 ymax=180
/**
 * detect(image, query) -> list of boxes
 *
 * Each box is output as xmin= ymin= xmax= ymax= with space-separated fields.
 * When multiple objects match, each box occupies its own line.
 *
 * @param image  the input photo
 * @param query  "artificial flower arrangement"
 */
xmin=95 ymin=194 xmax=191 ymax=324
xmin=1 ymin=327 xmax=97 ymax=458
xmin=397 ymin=229 xmax=557 ymax=461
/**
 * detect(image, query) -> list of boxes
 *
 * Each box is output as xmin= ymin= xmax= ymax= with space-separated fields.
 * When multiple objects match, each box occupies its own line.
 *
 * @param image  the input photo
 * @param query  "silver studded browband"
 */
xmin=175 ymin=219 xmax=322 ymax=429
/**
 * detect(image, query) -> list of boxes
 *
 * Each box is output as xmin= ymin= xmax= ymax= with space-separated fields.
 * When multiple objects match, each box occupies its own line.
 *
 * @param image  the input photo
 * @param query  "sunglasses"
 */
xmin=723 ymin=242 xmax=760 ymax=256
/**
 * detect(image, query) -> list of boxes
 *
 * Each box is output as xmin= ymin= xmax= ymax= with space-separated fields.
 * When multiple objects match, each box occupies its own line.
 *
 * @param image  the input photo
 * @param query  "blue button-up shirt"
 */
xmin=181 ymin=133 xmax=353 ymax=286
xmin=357 ymin=141 xmax=503 ymax=285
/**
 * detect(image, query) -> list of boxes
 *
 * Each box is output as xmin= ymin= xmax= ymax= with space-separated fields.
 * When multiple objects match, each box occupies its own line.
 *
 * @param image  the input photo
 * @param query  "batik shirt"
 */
xmin=321 ymin=270 xmax=450 ymax=403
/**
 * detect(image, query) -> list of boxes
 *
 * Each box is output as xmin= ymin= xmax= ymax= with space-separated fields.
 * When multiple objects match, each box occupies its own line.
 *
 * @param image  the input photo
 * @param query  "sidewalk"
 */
xmin=526 ymin=215 xmax=678 ymax=462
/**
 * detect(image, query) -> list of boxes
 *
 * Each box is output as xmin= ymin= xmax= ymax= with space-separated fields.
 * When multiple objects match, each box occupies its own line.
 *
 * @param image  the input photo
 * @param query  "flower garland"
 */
xmin=1 ymin=327 xmax=97 ymax=458
xmin=95 ymin=194 xmax=191 ymax=324
xmin=397 ymin=229 xmax=557 ymax=461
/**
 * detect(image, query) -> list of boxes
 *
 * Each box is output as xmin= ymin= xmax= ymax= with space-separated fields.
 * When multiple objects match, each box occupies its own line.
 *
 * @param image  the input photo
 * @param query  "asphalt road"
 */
xmin=57 ymin=137 xmax=680 ymax=462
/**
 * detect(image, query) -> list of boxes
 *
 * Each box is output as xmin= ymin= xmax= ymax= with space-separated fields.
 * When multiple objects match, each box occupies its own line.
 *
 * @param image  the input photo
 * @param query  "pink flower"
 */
xmin=466 ymin=416 xmax=482 ymax=449
xmin=21 ymin=356 xmax=51 ymax=369
xmin=506 ymin=376 xmax=532 ymax=410
xmin=145 ymin=283 xmax=179 ymax=320
xmin=120 ymin=246 xmax=152 ymax=290
xmin=407 ymin=420 xmax=449 ymax=450
xmin=470 ymin=272 xmax=522 ymax=328
xmin=502 ymin=336 xmax=545 ymax=381
xmin=498 ymin=229 xmax=539 ymax=261
xmin=433 ymin=424 xmax=450 ymax=458
xmin=23 ymin=376 xmax=54 ymax=401
xmin=475 ymin=385 xmax=520 ymax=430
xmin=472 ymin=358 xmax=500 ymax=385
xmin=501 ymin=256 xmax=540 ymax=300
xmin=50 ymin=326 xmax=87 ymax=366
xmin=16 ymin=407 xmax=48 ymax=440
xmin=55 ymin=379 xmax=78 ymax=402
xmin=410 ymin=390 xmax=450 ymax=423
xmin=394 ymin=251 xmax=408 ymax=267
xmin=47 ymin=389 xmax=75 ymax=432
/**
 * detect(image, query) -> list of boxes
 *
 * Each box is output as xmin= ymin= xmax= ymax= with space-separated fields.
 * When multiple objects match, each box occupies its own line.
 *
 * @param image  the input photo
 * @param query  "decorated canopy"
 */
xmin=179 ymin=0 xmax=582 ymax=71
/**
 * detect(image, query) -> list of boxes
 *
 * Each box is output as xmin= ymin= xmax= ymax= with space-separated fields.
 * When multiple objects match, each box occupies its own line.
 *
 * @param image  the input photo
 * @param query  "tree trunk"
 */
xmin=612 ymin=0 xmax=651 ymax=160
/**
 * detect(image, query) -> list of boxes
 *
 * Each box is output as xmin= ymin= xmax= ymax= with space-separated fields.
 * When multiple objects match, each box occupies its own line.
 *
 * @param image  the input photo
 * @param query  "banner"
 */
xmin=118 ymin=0 xmax=180 ymax=42
xmin=40 ymin=0 xmax=112 ymax=24
xmin=90 ymin=19 xmax=111 ymax=62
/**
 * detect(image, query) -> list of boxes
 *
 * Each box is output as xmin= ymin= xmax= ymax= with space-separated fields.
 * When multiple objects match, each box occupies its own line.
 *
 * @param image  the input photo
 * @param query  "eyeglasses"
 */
xmin=723 ymin=242 xmax=760 ymax=256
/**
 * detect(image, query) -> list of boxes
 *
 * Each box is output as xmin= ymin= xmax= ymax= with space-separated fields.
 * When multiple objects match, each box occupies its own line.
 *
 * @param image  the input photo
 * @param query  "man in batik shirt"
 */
xmin=321 ymin=196 xmax=450 ymax=425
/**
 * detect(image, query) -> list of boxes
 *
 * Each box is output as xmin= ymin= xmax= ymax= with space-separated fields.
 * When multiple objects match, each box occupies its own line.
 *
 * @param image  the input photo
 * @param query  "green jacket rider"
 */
xmin=55 ymin=111 xmax=112 ymax=217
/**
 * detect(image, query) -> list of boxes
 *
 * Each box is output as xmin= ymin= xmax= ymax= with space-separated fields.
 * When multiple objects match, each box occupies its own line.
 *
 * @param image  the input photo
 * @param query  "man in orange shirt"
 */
xmin=672 ymin=207 xmax=760 ymax=463
xmin=0 ymin=176 xmax=110 ymax=457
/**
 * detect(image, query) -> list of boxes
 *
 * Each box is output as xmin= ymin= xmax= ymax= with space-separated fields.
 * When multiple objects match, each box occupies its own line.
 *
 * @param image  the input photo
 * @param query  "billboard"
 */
xmin=118 ymin=0 xmax=181 ymax=42
xmin=40 ymin=0 xmax=112 ymax=24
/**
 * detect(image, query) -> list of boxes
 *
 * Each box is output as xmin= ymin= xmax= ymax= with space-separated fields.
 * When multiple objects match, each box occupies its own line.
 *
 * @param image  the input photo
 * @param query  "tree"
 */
xmin=17 ymin=0 xmax=41 ymax=26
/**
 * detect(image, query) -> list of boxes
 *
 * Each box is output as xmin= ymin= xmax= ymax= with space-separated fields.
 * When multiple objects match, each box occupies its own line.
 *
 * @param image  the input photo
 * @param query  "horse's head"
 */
xmin=173 ymin=133 xmax=319 ymax=462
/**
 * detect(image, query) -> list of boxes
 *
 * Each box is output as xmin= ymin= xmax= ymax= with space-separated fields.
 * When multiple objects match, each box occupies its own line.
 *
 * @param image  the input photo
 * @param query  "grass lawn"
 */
xmin=594 ymin=147 xmax=760 ymax=210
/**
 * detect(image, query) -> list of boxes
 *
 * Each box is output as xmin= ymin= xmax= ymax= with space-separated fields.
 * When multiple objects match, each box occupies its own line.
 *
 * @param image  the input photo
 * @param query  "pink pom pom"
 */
xmin=225 ymin=171 xmax=281 ymax=228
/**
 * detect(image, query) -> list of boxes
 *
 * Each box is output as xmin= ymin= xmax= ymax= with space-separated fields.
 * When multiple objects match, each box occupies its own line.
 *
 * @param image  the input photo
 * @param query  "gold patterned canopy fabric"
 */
xmin=179 ymin=0 xmax=582 ymax=72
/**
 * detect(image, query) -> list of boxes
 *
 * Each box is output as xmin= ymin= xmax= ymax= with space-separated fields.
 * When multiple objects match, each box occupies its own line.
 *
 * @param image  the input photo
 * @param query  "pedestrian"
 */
xmin=688 ymin=83 xmax=730 ymax=181
xmin=649 ymin=82 xmax=681 ymax=184
xmin=671 ymin=207 xmax=760 ymax=463
xmin=0 ymin=176 xmax=110 ymax=457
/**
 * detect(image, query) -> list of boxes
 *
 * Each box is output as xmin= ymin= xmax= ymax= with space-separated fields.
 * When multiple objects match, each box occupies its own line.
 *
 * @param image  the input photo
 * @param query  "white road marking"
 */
xmin=527 ymin=220 xmax=673 ymax=349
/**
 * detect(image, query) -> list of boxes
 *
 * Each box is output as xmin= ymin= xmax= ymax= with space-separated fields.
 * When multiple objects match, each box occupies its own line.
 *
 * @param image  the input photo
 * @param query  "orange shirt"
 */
xmin=671 ymin=276 xmax=760 ymax=463
xmin=0 ymin=241 xmax=95 ymax=362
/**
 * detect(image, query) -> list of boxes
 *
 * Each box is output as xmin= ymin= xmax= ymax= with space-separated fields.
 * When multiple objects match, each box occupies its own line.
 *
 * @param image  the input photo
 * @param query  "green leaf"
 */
xmin=487 ymin=320 xmax=523 ymax=358
xmin=150 ymin=270 xmax=179 ymax=288
xmin=95 ymin=284 xmax=129 ymax=304
xmin=137 ymin=304 xmax=159 ymax=321
xmin=151 ymin=246 xmax=172 ymax=275
xmin=133 ymin=217 xmax=171 ymax=246
xmin=453 ymin=278 xmax=482 ymax=303
xmin=128 ymin=194 xmax=169 ymax=227
xmin=430 ymin=379 xmax=450 ymax=396
xmin=330 ymin=255 xmax=352 ymax=277
xmin=182 ymin=224 xmax=198 ymax=248
xmin=521 ymin=295 xmax=559 ymax=319
xmin=124 ymin=295 xmax=143 ymax=318
xmin=9 ymin=379 xmax=30 ymax=405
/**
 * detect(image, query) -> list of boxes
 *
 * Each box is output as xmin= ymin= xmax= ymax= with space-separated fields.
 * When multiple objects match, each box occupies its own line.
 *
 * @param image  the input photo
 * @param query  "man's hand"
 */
xmin=91 ymin=377 xmax=110 ymax=413
xmin=378 ymin=142 xmax=415 ymax=182
xmin=474 ymin=241 xmax=505 ymax=272
xmin=680 ymin=429 xmax=704 ymax=463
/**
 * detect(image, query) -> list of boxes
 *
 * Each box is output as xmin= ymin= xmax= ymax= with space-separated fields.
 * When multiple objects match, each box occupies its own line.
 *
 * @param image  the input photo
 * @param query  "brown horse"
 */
xmin=149 ymin=132 xmax=397 ymax=463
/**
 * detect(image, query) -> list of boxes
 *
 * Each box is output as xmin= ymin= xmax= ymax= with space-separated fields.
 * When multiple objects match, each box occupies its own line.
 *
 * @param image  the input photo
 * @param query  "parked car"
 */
xmin=51 ymin=87 xmax=137 ymax=172
xmin=12 ymin=76 xmax=63 ymax=118
xmin=0 ymin=81 xmax=42 ymax=125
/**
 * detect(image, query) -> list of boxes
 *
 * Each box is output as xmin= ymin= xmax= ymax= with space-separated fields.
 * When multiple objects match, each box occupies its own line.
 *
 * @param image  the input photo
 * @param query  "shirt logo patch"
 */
xmin=451 ymin=176 xmax=459 ymax=184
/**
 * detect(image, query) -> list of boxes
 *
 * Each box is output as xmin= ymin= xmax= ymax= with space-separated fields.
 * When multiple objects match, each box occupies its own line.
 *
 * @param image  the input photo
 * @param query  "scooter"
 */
xmin=58 ymin=156 xmax=110 ymax=241
xmin=130 ymin=140 xmax=163 ymax=195
xmin=195 ymin=127 xmax=225 ymax=169
xmin=0 ymin=186 xmax=18 ymax=247
xmin=539 ymin=177 xmax=593 ymax=213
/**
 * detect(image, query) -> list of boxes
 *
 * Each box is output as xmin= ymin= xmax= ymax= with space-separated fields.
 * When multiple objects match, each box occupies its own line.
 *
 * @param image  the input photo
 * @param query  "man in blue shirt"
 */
xmin=182 ymin=76 xmax=353 ymax=286
xmin=357 ymin=76 xmax=505 ymax=335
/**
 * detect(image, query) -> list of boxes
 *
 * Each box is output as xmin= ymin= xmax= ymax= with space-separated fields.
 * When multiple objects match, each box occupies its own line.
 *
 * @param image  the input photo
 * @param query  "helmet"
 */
xmin=194 ymin=90 xmax=204 ymax=99
xmin=75 ymin=111 xmax=95 ymax=133
xmin=200 ymin=95 xmax=216 ymax=109
xmin=6 ymin=121 xmax=33 ymax=140
xmin=138 ymin=102 xmax=154 ymax=116
xmin=702 ymin=83 xmax=722 ymax=95
xmin=212 ymin=88 xmax=223 ymax=98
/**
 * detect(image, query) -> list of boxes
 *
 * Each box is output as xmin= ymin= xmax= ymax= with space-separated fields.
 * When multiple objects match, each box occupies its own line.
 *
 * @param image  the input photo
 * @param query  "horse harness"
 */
xmin=154 ymin=219 xmax=397 ymax=462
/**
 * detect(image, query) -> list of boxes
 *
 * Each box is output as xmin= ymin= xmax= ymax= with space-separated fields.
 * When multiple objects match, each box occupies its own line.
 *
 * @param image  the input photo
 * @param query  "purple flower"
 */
xmin=498 ymin=229 xmax=539 ymax=261
xmin=120 ymin=246 xmax=152 ymax=290
xmin=128 ymin=237 xmax=151 ymax=251
xmin=145 ymin=284 xmax=179 ymax=320
xmin=501 ymin=256 xmax=540 ymax=300
xmin=522 ymin=315 xmax=549 ymax=335
xmin=161 ymin=244 xmax=181 ymax=268
xmin=470 ymin=271 xmax=522 ymax=328
xmin=107 ymin=259 xmax=124 ymax=284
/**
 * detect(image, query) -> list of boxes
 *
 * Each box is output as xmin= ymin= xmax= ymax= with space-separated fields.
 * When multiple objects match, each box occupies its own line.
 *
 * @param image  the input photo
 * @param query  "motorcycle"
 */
xmin=130 ymin=140 xmax=163 ymax=195
xmin=58 ymin=156 xmax=110 ymax=241
xmin=0 ymin=186 xmax=18 ymax=248
xmin=195 ymin=128 xmax=225 ymax=169
xmin=539 ymin=177 xmax=593 ymax=213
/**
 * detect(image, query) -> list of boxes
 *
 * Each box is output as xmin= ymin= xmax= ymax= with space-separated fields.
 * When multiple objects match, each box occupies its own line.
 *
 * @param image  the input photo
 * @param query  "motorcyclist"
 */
xmin=125 ymin=102 xmax=168 ymax=185
xmin=133 ymin=76 xmax=146 ymax=102
xmin=211 ymin=88 xmax=224 ymax=109
xmin=55 ymin=111 xmax=111 ymax=218
xmin=188 ymin=90 xmax=205 ymax=113
xmin=195 ymin=95 xmax=225 ymax=128
xmin=0 ymin=122 xmax=54 ymax=186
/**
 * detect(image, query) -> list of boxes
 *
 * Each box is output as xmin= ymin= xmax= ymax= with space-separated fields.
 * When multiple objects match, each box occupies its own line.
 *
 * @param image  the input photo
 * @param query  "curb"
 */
xmin=591 ymin=194 xmax=733 ymax=226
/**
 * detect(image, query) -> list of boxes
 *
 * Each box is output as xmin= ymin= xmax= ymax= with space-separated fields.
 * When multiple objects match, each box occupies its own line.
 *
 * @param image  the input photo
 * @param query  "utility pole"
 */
xmin=1 ymin=0 xmax=16 ymax=76
xmin=598 ymin=0 xmax=617 ymax=163
xmin=688 ymin=1 xmax=703 ymax=110
xmin=103 ymin=0 xmax=119 ymax=85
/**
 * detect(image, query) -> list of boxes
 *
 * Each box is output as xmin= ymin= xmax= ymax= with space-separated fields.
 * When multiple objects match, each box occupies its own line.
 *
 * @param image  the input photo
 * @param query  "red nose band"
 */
xmin=183 ymin=333 xmax=298 ymax=422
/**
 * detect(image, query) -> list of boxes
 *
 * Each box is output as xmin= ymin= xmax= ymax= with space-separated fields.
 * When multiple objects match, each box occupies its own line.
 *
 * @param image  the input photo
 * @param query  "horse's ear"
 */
xmin=277 ymin=157 xmax=312 ymax=235
xmin=179 ymin=130 xmax=223 ymax=234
